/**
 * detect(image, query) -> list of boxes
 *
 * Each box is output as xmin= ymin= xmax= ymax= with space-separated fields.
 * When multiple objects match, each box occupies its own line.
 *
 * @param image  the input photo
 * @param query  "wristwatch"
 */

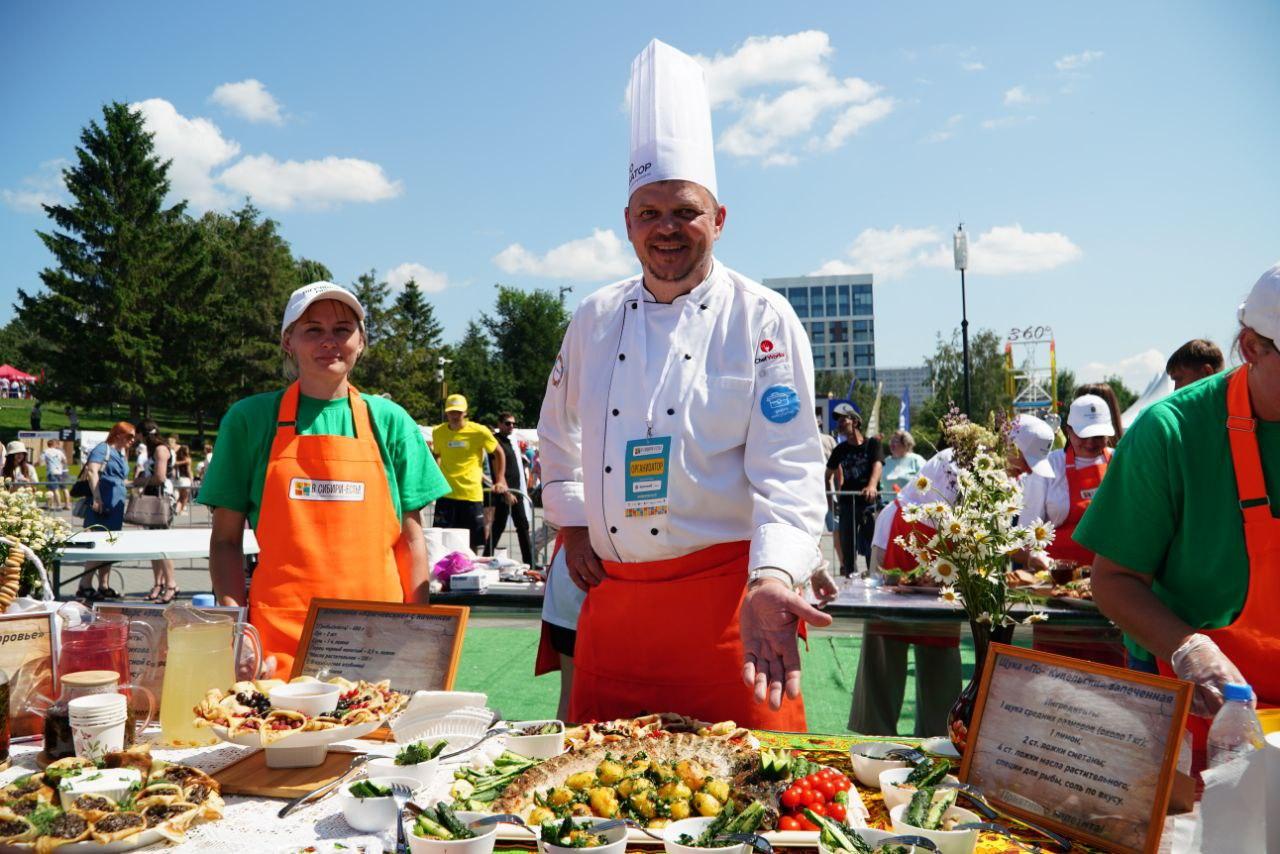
xmin=748 ymin=566 xmax=795 ymax=587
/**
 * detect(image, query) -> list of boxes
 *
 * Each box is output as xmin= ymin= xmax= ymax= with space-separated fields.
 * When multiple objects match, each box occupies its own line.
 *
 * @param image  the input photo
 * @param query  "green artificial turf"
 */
xmin=451 ymin=620 xmax=982 ymax=736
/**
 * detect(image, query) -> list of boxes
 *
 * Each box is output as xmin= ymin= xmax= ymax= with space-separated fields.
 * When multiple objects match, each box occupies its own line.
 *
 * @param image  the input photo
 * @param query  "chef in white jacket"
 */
xmin=537 ymin=39 xmax=829 ymax=730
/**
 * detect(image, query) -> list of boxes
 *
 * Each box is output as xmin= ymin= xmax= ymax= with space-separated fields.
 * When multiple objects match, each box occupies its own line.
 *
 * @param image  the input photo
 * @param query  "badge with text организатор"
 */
xmin=624 ymin=436 xmax=670 ymax=517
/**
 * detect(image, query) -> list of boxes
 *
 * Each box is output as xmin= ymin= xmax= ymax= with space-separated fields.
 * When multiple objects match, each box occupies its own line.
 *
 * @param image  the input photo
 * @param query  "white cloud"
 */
xmin=1003 ymin=85 xmax=1033 ymax=106
xmin=981 ymin=115 xmax=1036 ymax=130
xmin=1 ymin=158 xmax=69 ymax=213
xmin=697 ymin=31 xmax=833 ymax=108
xmin=1055 ymin=50 xmax=1103 ymax=72
xmin=493 ymin=228 xmax=636 ymax=281
xmin=961 ymin=61 xmax=985 ymax=72
xmin=217 ymin=154 xmax=402 ymax=210
xmin=922 ymin=114 xmax=963 ymax=144
xmin=696 ymin=31 xmax=894 ymax=165
xmin=210 ymin=79 xmax=284 ymax=125
xmin=386 ymin=262 xmax=449 ymax=293
xmin=813 ymin=223 xmax=1081 ymax=281
xmin=1079 ymin=348 xmax=1166 ymax=395
xmin=133 ymin=98 xmax=240 ymax=210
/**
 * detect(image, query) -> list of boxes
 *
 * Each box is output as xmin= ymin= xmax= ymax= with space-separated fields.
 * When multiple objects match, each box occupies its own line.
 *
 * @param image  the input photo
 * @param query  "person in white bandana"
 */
xmin=537 ymin=39 xmax=829 ymax=730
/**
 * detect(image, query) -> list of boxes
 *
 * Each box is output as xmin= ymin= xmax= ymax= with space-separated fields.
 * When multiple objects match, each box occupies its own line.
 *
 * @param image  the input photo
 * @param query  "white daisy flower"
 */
xmin=912 ymin=475 xmax=932 ymax=494
xmin=939 ymin=586 xmax=961 ymax=605
xmin=1023 ymin=612 xmax=1049 ymax=625
xmin=928 ymin=557 xmax=959 ymax=584
xmin=975 ymin=611 xmax=993 ymax=625
xmin=1027 ymin=519 xmax=1055 ymax=546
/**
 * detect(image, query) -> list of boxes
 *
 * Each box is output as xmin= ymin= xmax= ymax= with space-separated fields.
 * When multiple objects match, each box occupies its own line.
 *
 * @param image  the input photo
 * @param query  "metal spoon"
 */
xmin=877 ymin=834 xmax=940 ymax=852
xmin=883 ymin=747 xmax=929 ymax=764
xmin=469 ymin=813 xmax=535 ymax=833
xmin=955 ymin=822 xmax=1045 ymax=853
xmin=713 ymin=832 xmax=774 ymax=853
xmin=277 ymin=753 xmax=371 ymax=818
xmin=437 ymin=727 xmax=513 ymax=761
xmin=589 ymin=817 xmax=664 ymax=840
xmin=942 ymin=786 xmax=1071 ymax=852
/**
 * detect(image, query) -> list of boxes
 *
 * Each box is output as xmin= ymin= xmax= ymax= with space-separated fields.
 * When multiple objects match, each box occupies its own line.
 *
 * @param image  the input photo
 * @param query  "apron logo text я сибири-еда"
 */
xmin=288 ymin=478 xmax=366 ymax=502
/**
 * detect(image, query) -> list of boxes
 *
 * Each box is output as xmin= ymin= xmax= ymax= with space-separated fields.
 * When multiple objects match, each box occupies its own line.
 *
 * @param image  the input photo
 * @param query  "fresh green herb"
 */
xmin=539 ymin=816 xmax=606 ymax=848
xmin=26 ymin=804 xmax=64 ymax=837
xmin=348 ymin=780 xmax=392 ymax=799
xmin=449 ymin=751 xmax=538 ymax=805
xmin=805 ymin=808 xmax=872 ymax=854
xmin=395 ymin=739 xmax=448 ymax=766
xmin=45 ymin=766 xmax=87 ymax=785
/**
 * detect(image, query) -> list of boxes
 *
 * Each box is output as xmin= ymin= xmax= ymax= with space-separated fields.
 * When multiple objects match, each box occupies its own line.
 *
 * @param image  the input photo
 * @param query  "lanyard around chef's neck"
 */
xmin=632 ymin=285 xmax=702 ymax=438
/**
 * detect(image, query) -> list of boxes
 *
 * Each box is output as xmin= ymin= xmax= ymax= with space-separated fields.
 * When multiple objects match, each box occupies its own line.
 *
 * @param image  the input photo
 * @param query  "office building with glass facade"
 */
xmin=762 ymin=273 xmax=875 ymax=381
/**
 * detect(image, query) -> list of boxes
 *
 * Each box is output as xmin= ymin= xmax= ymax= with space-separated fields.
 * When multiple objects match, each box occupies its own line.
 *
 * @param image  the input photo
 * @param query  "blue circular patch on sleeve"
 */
xmin=760 ymin=385 xmax=801 ymax=424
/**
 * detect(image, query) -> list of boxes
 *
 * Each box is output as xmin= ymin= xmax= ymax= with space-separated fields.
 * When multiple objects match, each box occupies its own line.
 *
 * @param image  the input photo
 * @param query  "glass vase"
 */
xmin=948 ymin=619 xmax=1016 ymax=755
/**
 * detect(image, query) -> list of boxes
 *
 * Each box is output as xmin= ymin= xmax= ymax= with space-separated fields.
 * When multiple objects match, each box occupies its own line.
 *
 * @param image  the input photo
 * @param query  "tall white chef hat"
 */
xmin=627 ymin=39 xmax=718 ymax=201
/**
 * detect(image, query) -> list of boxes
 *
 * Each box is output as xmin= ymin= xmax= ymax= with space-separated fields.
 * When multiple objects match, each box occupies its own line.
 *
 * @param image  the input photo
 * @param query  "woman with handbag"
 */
xmin=77 ymin=422 xmax=137 ymax=601
xmin=199 ymin=282 xmax=449 ymax=677
xmin=134 ymin=420 xmax=178 ymax=603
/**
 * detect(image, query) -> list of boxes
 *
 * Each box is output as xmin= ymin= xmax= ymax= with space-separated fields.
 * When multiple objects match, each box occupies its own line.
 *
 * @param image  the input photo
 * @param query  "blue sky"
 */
xmin=2 ymin=2 xmax=1278 ymax=393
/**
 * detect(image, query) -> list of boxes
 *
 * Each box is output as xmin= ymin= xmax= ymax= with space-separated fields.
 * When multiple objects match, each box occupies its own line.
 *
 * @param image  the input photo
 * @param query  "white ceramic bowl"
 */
xmin=536 ymin=817 xmax=628 ymax=854
xmin=879 ymin=767 xmax=962 ymax=812
xmin=405 ymin=809 xmax=499 ymax=854
xmin=367 ymin=754 xmax=442 ymax=787
xmin=504 ymin=720 xmax=566 ymax=760
xmin=889 ymin=803 xmax=982 ymax=854
xmin=338 ymin=775 xmax=423 ymax=833
xmin=818 ymin=826 xmax=933 ymax=854
xmin=661 ymin=817 xmax=748 ymax=854
xmin=269 ymin=681 xmax=341 ymax=716
xmin=847 ymin=741 xmax=912 ymax=788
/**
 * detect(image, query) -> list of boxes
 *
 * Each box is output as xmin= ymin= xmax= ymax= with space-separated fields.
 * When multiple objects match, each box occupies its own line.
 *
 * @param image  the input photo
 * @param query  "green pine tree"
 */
xmin=17 ymin=102 xmax=206 ymax=418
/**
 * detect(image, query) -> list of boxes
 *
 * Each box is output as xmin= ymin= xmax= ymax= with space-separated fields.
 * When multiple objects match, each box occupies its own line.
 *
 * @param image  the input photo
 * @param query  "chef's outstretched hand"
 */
xmin=741 ymin=577 xmax=833 ymax=710
xmin=562 ymin=525 xmax=607 ymax=592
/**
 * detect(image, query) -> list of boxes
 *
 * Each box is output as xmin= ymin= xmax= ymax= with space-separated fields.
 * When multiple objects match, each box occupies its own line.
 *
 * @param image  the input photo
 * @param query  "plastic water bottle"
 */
xmin=1206 ymin=682 xmax=1265 ymax=768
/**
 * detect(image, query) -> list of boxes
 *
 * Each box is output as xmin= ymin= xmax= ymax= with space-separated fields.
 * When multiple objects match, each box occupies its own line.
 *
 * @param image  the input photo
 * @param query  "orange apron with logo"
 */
xmin=250 ymin=384 xmax=409 ymax=677
xmin=1159 ymin=366 xmax=1280 ymax=772
xmin=1047 ymin=446 xmax=1111 ymax=565
xmin=568 ymin=541 xmax=807 ymax=731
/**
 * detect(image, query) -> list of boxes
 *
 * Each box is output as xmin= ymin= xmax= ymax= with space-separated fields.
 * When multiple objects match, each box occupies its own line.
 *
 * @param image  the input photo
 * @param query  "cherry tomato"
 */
xmin=808 ymin=802 xmax=826 ymax=817
xmin=820 ymin=768 xmax=838 ymax=780
xmin=780 ymin=786 xmax=802 ymax=810
xmin=834 ymin=777 xmax=852 ymax=791
xmin=801 ymin=790 xmax=825 ymax=808
xmin=796 ymin=816 xmax=818 ymax=832
xmin=816 ymin=780 xmax=837 ymax=800
xmin=826 ymin=802 xmax=847 ymax=823
xmin=778 ymin=816 xmax=801 ymax=832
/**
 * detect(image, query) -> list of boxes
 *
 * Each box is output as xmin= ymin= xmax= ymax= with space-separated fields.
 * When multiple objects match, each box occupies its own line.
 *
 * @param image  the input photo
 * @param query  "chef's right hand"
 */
xmin=562 ymin=526 xmax=606 ymax=592
xmin=1171 ymin=633 xmax=1246 ymax=717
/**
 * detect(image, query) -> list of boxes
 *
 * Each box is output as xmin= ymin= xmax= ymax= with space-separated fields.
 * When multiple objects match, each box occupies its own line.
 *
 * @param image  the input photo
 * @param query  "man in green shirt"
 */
xmin=1077 ymin=261 xmax=1280 ymax=729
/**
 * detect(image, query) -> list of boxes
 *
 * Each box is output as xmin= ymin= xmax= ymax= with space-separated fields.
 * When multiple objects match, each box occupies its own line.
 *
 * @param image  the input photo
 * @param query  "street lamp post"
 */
xmin=953 ymin=223 xmax=971 ymax=417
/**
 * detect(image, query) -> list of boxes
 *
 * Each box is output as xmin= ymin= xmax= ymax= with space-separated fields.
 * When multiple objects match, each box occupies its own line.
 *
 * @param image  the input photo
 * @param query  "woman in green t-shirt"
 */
xmin=200 ymin=282 xmax=450 ymax=676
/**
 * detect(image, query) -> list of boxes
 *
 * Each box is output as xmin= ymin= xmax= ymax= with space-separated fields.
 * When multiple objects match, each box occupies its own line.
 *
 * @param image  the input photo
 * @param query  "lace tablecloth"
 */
xmin=2 ymin=734 xmax=391 ymax=853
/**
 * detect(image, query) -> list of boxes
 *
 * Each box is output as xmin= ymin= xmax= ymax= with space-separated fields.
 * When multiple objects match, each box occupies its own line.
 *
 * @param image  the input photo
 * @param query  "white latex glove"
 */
xmin=1170 ymin=633 xmax=1246 ymax=717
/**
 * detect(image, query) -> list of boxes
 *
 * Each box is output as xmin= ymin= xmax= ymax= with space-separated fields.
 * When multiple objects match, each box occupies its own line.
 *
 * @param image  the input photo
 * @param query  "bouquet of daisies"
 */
xmin=0 ymin=488 xmax=74 ymax=598
xmin=894 ymin=418 xmax=1053 ymax=628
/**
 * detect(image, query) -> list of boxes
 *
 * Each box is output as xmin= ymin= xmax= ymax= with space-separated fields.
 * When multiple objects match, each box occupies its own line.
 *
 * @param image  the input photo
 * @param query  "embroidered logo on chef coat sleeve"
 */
xmin=760 ymin=386 xmax=801 ymax=424
xmin=551 ymin=353 xmax=565 ymax=387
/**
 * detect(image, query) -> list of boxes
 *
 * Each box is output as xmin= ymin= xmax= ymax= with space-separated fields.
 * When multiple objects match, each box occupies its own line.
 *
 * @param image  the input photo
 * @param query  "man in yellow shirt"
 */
xmin=432 ymin=394 xmax=507 ymax=549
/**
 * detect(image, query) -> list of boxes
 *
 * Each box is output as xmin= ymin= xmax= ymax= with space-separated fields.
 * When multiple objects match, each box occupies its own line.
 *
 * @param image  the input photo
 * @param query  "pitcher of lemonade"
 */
xmin=159 ymin=602 xmax=261 ymax=746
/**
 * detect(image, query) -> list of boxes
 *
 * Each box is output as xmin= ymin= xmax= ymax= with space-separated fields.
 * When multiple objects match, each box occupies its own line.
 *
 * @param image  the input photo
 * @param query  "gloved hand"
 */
xmin=1170 ymin=633 xmax=1246 ymax=717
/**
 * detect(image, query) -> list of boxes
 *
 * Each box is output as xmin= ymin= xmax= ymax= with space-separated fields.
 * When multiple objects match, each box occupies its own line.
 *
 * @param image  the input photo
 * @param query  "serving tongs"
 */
xmin=711 ymin=832 xmax=774 ymax=853
xmin=883 ymin=747 xmax=930 ymax=764
xmin=438 ymin=726 xmax=513 ymax=761
xmin=936 ymin=782 xmax=1071 ymax=853
xmin=874 ymin=836 xmax=939 ymax=852
xmin=277 ymin=753 xmax=372 ymax=818
xmin=954 ymin=821 xmax=1051 ymax=853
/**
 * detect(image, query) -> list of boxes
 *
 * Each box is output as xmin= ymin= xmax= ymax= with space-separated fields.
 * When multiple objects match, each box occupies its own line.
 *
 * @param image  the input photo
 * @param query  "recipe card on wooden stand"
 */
xmin=290 ymin=600 xmax=468 ymax=693
xmin=0 ymin=612 xmax=57 ymax=737
xmin=960 ymin=643 xmax=1192 ymax=854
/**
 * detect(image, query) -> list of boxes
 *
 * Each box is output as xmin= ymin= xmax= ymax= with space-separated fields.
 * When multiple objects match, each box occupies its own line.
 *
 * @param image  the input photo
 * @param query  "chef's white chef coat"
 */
xmin=1020 ymin=447 xmax=1109 ymax=526
xmin=537 ymin=259 xmax=825 ymax=584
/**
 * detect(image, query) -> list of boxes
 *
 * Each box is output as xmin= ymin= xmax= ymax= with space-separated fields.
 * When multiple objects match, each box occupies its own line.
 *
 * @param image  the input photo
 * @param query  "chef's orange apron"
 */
xmin=1046 ymin=446 xmax=1111 ymax=565
xmin=567 ymin=541 xmax=807 ymax=731
xmin=1158 ymin=366 xmax=1280 ymax=773
xmin=250 ymin=383 xmax=409 ymax=677
xmin=1034 ymin=447 xmax=1124 ymax=665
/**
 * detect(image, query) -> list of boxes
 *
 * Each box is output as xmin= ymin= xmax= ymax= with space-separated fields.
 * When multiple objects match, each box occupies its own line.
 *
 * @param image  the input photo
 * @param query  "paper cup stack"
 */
xmin=68 ymin=693 xmax=128 ymax=762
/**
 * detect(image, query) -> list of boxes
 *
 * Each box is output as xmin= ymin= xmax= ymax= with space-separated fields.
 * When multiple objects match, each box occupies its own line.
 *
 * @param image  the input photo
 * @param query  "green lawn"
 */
xmin=451 ymin=616 xmax=982 ymax=736
xmin=0 ymin=397 xmax=214 ymax=445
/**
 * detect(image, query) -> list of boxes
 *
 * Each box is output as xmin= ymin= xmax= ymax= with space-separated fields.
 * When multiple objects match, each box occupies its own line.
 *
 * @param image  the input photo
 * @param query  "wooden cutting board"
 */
xmin=212 ymin=746 xmax=366 ymax=798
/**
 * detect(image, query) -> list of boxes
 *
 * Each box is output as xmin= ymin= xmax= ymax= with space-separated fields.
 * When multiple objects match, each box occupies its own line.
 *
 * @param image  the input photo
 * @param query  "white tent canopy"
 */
xmin=1121 ymin=371 xmax=1174 ymax=428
